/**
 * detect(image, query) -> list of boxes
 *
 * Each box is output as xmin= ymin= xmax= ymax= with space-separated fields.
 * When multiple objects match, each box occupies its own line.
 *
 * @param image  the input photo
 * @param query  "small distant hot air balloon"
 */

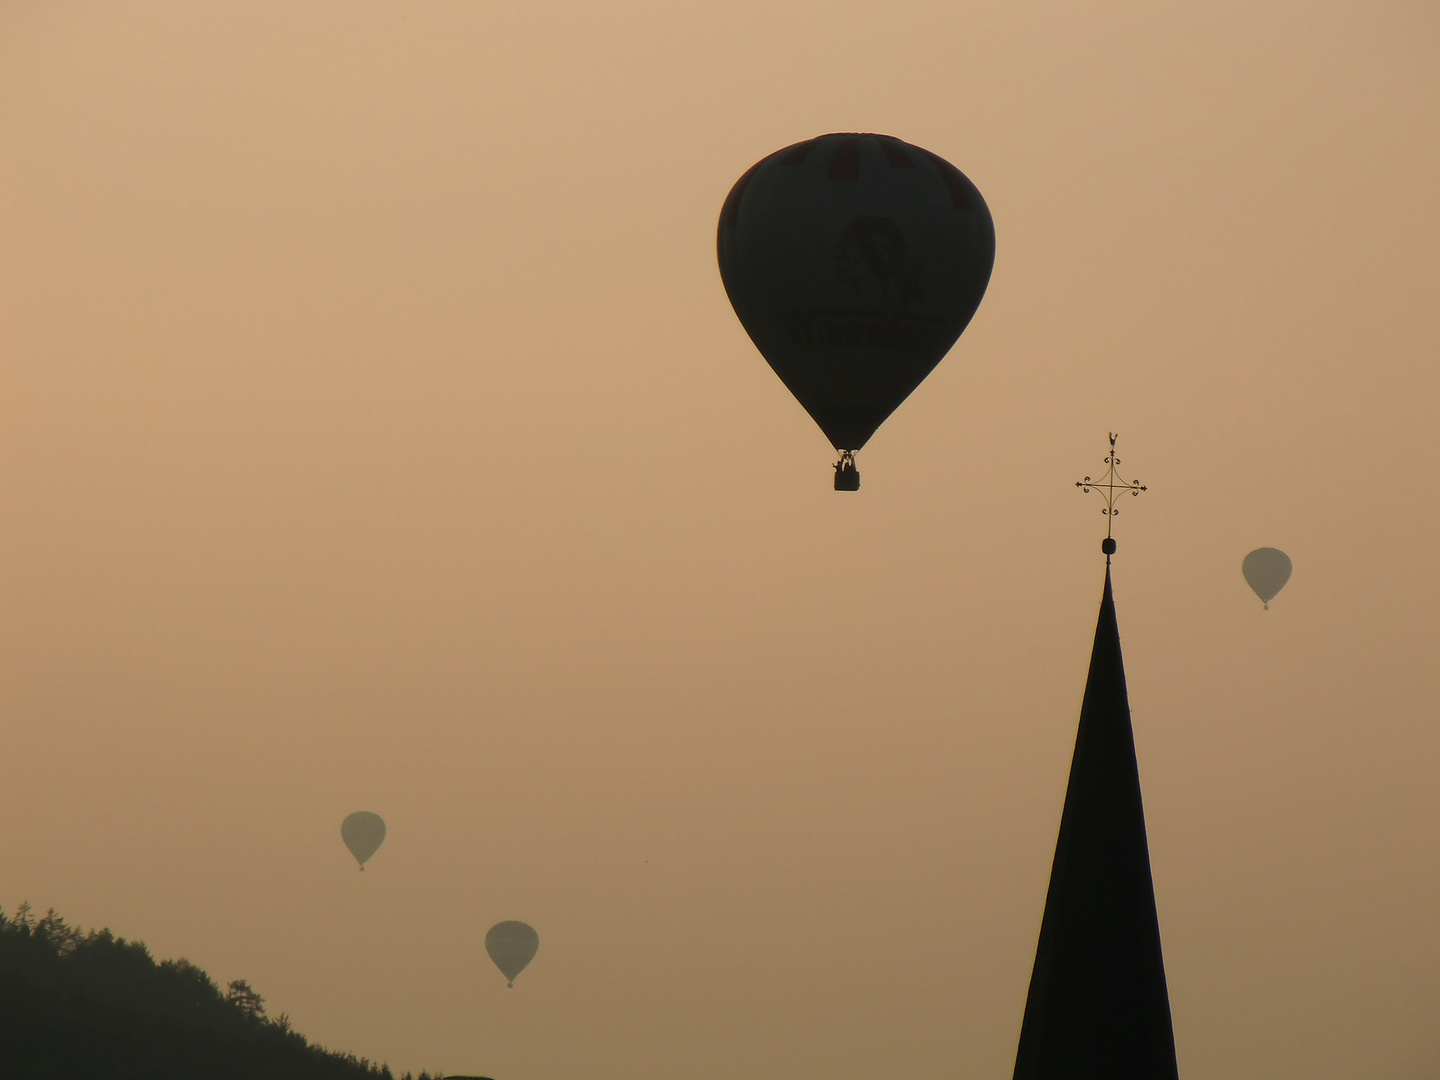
xmin=341 ymin=811 xmax=386 ymax=870
xmin=1242 ymin=548 xmax=1292 ymax=610
xmin=486 ymin=921 xmax=539 ymax=988
xmin=717 ymin=133 xmax=995 ymax=490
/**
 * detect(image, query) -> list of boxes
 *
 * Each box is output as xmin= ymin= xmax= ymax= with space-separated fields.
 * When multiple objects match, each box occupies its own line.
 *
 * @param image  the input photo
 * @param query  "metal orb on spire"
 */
xmin=1076 ymin=433 xmax=1146 ymax=559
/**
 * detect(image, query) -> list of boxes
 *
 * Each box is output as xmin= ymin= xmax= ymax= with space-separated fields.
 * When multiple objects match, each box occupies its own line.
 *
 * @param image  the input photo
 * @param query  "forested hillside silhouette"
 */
xmin=0 ymin=902 xmax=440 ymax=1080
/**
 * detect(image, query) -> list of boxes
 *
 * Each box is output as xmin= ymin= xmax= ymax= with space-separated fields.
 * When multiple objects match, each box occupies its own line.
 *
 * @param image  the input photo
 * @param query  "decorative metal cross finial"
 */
xmin=1076 ymin=433 xmax=1146 ymax=559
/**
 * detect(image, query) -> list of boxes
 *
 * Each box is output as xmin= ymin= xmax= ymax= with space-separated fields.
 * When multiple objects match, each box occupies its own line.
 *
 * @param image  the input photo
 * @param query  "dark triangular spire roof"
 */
xmin=1013 ymin=566 xmax=1179 ymax=1080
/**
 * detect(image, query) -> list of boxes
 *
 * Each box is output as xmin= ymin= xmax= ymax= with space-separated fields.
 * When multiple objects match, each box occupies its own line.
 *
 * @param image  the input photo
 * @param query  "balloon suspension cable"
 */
xmin=833 ymin=450 xmax=860 ymax=491
xmin=1075 ymin=432 xmax=1147 ymax=564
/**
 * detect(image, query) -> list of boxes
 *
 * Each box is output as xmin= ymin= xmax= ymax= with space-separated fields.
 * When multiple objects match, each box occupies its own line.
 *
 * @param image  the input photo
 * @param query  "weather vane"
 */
xmin=1076 ymin=433 xmax=1146 ymax=560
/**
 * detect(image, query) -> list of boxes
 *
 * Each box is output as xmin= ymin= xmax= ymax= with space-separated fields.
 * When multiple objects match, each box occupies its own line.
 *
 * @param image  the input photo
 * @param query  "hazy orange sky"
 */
xmin=3 ymin=2 xmax=1438 ymax=1077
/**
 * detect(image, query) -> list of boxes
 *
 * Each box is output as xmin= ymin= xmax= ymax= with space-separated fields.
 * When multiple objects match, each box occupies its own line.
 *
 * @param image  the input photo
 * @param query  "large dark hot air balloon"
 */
xmin=717 ymin=133 xmax=995 ymax=490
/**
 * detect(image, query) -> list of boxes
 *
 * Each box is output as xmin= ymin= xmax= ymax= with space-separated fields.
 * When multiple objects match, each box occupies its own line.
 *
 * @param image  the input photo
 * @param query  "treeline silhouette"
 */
xmin=0 ymin=902 xmax=441 ymax=1080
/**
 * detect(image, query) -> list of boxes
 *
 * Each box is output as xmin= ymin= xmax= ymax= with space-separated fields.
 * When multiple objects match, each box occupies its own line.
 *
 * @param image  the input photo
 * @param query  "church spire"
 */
xmin=1012 ymin=441 xmax=1176 ymax=1080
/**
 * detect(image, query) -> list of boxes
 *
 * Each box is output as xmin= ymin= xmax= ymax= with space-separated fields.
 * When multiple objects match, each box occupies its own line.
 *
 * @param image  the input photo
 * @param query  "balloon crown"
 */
xmin=1076 ymin=433 xmax=1147 ymax=561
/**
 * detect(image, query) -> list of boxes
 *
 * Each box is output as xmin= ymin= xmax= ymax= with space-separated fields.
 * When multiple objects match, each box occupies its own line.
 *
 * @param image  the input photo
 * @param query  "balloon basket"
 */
xmin=833 ymin=453 xmax=860 ymax=491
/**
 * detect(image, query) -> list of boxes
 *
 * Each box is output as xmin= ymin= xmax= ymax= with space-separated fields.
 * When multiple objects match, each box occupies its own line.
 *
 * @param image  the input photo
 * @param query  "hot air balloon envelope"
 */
xmin=341 ymin=811 xmax=386 ymax=869
xmin=1242 ymin=548 xmax=1292 ymax=609
xmin=486 ymin=921 xmax=539 ymax=987
xmin=717 ymin=133 xmax=995 ymax=468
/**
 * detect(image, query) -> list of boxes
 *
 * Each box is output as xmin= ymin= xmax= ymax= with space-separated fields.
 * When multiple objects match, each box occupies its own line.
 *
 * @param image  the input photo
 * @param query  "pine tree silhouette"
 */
xmin=0 ymin=902 xmax=445 ymax=1080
